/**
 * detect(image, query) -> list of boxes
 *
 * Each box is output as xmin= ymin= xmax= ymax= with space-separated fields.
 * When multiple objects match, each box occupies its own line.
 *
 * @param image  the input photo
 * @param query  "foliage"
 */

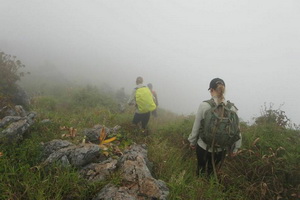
xmin=146 ymin=106 xmax=300 ymax=200
xmin=29 ymin=85 xmax=118 ymax=113
xmin=0 ymin=113 xmax=124 ymax=200
xmin=0 ymin=52 xmax=28 ymax=96
xmin=255 ymin=103 xmax=290 ymax=128
xmin=221 ymin=127 xmax=300 ymax=199
xmin=147 ymin=117 xmax=246 ymax=199
xmin=2 ymin=82 xmax=300 ymax=200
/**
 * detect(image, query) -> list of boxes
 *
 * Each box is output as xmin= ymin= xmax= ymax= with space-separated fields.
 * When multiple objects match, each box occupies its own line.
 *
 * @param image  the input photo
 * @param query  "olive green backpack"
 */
xmin=200 ymin=99 xmax=240 ymax=151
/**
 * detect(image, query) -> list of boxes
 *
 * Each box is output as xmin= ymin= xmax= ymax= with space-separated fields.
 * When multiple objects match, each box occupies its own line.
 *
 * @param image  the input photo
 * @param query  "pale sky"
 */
xmin=1 ymin=0 xmax=300 ymax=124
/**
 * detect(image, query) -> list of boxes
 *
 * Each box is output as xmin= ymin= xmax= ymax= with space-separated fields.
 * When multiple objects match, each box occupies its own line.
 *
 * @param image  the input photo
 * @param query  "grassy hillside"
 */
xmin=0 ymin=85 xmax=299 ymax=200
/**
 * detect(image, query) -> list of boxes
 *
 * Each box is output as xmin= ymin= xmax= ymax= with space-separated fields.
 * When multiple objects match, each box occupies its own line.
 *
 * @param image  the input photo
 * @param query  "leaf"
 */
xmin=101 ymin=137 xmax=117 ymax=145
xmin=113 ymin=146 xmax=123 ymax=156
xmin=99 ymin=127 xmax=107 ymax=143
xmin=252 ymin=137 xmax=260 ymax=146
xmin=70 ymin=128 xmax=77 ymax=138
xmin=0 ymin=152 xmax=3 ymax=157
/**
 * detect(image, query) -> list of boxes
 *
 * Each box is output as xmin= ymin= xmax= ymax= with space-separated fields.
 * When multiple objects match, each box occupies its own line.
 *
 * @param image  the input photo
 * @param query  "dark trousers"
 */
xmin=132 ymin=112 xmax=150 ymax=129
xmin=196 ymin=144 xmax=225 ymax=176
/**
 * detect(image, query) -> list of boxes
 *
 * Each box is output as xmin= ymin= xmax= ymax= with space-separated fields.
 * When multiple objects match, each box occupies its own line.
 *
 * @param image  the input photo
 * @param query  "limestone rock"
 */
xmin=93 ymin=184 xmax=136 ymax=200
xmin=83 ymin=124 xmax=121 ymax=144
xmin=43 ymin=143 xmax=101 ymax=168
xmin=80 ymin=159 xmax=118 ymax=181
xmin=42 ymin=139 xmax=74 ymax=158
xmin=0 ymin=116 xmax=22 ymax=128
xmin=0 ymin=110 xmax=36 ymax=143
xmin=94 ymin=144 xmax=169 ymax=200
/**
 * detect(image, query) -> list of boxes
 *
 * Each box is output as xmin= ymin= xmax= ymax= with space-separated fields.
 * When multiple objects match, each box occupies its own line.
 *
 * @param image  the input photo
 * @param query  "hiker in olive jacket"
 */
xmin=128 ymin=76 xmax=156 ymax=130
xmin=188 ymin=78 xmax=242 ymax=176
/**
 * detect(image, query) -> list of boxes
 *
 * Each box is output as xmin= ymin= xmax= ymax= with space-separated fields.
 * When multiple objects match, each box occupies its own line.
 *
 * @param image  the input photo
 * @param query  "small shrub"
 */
xmin=0 ymin=52 xmax=29 ymax=102
xmin=222 ymin=125 xmax=300 ymax=200
xmin=255 ymin=103 xmax=290 ymax=128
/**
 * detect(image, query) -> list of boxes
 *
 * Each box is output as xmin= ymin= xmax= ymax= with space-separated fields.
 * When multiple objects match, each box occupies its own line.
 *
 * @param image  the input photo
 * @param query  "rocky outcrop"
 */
xmin=80 ymin=159 xmax=118 ymax=181
xmin=42 ymin=139 xmax=169 ymax=199
xmin=0 ymin=105 xmax=36 ymax=143
xmin=92 ymin=144 xmax=169 ymax=200
xmin=42 ymin=139 xmax=74 ymax=158
xmin=42 ymin=140 xmax=102 ymax=168
xmin=93 ymin=184 xmax=136 ymax=200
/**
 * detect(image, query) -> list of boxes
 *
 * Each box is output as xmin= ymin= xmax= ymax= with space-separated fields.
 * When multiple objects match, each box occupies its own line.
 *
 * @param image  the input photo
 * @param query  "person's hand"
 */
xmin=229 ymin=152 xmax=238 ymax=158
xmin=190 ymin=144 xmax=196 ymax=150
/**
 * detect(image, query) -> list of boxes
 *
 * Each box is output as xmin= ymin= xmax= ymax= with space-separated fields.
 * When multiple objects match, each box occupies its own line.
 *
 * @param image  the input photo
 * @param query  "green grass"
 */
xmin=1 ymin=86 xmax=300 ymax=199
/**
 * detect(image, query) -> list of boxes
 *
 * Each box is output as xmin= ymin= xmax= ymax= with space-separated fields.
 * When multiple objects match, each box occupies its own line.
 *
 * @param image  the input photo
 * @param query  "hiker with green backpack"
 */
xmin=188 ymin=78 xmax=242 ymax=177
xmin=128 ymin=76 xmax=157 ymax=132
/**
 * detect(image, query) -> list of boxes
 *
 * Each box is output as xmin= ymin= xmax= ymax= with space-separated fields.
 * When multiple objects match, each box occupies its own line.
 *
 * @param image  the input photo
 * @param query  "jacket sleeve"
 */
xmin=153 ymin=91 xmax=158 ymax=106
xmin=188 ymin=102 xmax=208 ymax=145
xmin=233 ymin=135 xmax=242 ymax=153
xmin=230 ymin=106 xmax=242 ymax=153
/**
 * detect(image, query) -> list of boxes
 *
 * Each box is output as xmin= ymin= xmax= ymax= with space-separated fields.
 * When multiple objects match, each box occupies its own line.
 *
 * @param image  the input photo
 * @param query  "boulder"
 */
xmin=83 ymin=125 xmax=110 ymax=143
xmin=80 ymin=159 xmax=118 ymax=181
xmin=0 ymin=109 xmax=36 ymax=143
xmin=43 ymin=143 xmax=101 ymax=168
xmin=93 ymin=184 xmax=136 ymax=200
xmin=83 ymin=124 xmax=121 ymax=144
xmin=42 ymin=139 xmax=74 ymax=158
xmin=0 ymin=116 xmax=22 ymax=128
xmin=93 ymin=144 xmax=169 ymax=200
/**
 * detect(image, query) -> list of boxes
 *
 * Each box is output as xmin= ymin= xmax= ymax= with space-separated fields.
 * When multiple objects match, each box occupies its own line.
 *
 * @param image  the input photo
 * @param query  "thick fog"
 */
xmin=1 ymin=0 xmax=300 ymax=124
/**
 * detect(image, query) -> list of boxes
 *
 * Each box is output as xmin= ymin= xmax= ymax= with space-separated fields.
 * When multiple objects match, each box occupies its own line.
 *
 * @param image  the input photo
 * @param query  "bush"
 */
xmin=255 ymin=103 xmax=290 ymax=128
xmin=0 ymin=52 xmax=27 ymax=96
xmin=221 ymin=112 xmax=300 ymax=200
xmin=0 ymin=52 xmax=29 ymax=108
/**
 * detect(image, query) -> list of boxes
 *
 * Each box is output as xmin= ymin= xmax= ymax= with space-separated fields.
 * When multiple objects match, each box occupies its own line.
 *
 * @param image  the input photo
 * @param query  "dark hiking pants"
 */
xmin=132 ymin=112 xmax=150 ymax=129
xmin=196 ymin=144 xmax=225 ymax=176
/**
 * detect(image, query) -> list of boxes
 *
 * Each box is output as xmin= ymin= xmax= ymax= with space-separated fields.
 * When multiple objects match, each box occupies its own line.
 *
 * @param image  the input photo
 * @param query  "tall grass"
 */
xmin=1 ymin=85 xmax=299 ymax=199
xmin=0 ymin=85 xmax=122 ymax=199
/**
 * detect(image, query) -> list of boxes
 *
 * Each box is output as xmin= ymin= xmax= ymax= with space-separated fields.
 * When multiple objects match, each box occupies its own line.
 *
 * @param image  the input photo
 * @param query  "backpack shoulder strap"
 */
xmin=226 ymin=100 xmax=238 ymax=111
xmin=203 ymin=98 xmax=216 ymax=107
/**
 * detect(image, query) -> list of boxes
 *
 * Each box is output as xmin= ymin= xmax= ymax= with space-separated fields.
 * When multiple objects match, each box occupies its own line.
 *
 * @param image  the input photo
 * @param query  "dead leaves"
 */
xmin=99 ymin=127 xmax=119 ymax=157
xmin=59 ymin=125 xmax=122 ymax=158
xmin=99 ymin=127 xmax=116 ymax=145
xmin=60 ymin=126 xmax=77 ymax=138
xmin=252 ymin=137 xmax=260 ymax=147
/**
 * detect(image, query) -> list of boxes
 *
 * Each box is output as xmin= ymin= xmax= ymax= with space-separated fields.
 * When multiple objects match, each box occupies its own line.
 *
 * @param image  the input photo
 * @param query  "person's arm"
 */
xmin=233 ymin=135 xmax=242 ymax=153
xmin=188 ymin=102 xmax=208 ymax=147
xmin=153 ymin=91 xmax=158 ymax=106
xmin=127 ymin=89 xmax=136 ymax=105
xmin=230 ymin=105 xmax=242 ymax=153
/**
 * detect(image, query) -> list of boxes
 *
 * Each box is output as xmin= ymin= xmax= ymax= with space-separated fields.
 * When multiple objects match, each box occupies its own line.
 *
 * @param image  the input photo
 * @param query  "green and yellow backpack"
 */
xmin=135 ymin=87 xmax=156 ymax=113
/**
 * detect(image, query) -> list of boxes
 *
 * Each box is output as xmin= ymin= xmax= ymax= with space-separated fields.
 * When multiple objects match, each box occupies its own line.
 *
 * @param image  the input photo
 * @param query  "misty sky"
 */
xmin=1 ymin=0 xmax=300 ymax=124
